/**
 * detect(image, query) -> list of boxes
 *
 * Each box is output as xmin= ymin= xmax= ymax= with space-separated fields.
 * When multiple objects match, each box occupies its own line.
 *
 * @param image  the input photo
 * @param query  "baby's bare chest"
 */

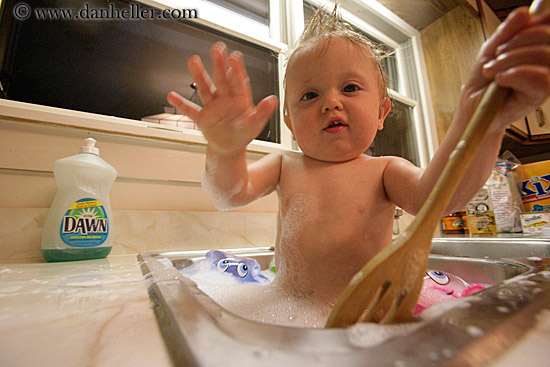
xmin=278 ymin=156 xmax=393 ymax=224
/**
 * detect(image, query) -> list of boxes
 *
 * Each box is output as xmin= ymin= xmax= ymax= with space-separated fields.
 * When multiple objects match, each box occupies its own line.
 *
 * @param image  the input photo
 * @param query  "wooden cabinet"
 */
xmin=527 ymin=100 xmax=550 ymax=139
xmin=419 ymin=0 xmax=550 ymax=158
xmin=420 ymin=2 xmax=485 ymax=143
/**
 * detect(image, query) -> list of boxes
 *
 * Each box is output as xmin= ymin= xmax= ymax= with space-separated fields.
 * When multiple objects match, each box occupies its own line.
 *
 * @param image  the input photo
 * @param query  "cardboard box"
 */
xmin=520 ymin=212 xmax=550 ymax=235
xmin=518 ymin=160 xmax=550 ymax=212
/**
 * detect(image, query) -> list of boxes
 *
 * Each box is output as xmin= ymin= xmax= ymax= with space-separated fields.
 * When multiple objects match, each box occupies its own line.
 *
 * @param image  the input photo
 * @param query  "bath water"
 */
xmin=181 ymin=260 xmax=331 ymax=328
xmin=180 ymin=257 xmax=488 ymax=330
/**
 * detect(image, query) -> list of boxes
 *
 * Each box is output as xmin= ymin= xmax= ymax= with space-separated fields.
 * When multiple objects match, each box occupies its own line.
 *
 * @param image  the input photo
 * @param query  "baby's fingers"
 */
xmin=167 ymin=91 xmax=201 ymax=122
xmin=227 ymin=51 xmax=253 ymax=103
xmin=210 ymin=42 xmax=230 ymax=96
xmin=251 ymin=95 xmax=279 ymax=129
xmin=188 ymin=55 xmax=215 ymax=104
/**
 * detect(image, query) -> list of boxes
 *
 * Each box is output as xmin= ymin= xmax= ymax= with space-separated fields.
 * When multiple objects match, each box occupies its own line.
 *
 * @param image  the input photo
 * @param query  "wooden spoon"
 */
xmin=326 ymin=0 xmax=549 ymax=328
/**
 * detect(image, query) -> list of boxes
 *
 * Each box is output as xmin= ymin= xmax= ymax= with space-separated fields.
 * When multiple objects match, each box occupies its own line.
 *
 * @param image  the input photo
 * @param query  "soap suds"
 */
xmin=347 ymin=321 xmax=423 ymax=348
xmin=183 ymin=262 xmax=329 ymax=328
xmin=534 ymin=309 xmax=550 ymax=332
xmin=465 ymin=325 xmax=484 ymax=337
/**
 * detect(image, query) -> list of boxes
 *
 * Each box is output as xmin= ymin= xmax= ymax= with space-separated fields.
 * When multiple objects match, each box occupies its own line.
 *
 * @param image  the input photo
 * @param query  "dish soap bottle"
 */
xmin=41 ymin=138 xmax=117 ymax=262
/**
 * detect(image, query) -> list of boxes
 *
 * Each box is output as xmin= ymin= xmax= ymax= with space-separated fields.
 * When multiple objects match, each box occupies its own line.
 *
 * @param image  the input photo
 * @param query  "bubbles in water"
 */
xmin=518 ymin=280 xmax=538 ymax=287
xmin=497 ymin=290 xmax=512 ymax=300
xmin=252 ymin=349 xmax=270 ymax=359
xmin=535 ymin=309 xmax=550 ymax=332
xmin=496 ymin=306 xmax=510 ymax=314
xmin=465 ymin=325 xmax=484 ymax=337
xmin=428 ymin=351 xmax=440 ymax=362
xmin=181 ymin=262 xmax=330 ymax=328
xmin=201 ymin=165 xmax=247 ymax=211
xmin=442 ymin=348 xmax=454 ymax=359
xmin=347 ymin=321 xmax=423 ymax=348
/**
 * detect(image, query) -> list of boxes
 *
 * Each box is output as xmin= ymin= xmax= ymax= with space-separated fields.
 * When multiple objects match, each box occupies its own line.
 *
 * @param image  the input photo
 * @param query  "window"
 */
xmin=207 ymin=0 xmax=270 ymax=26
xmin=0 ymin=0 xmax=434 ymax=160
xmin=0 ymin=0 xmax=281 ymax=143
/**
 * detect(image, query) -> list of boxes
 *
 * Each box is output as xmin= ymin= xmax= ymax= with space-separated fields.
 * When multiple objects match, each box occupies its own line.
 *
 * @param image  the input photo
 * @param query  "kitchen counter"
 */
xmin=0 ymin=255 xmax=173 ymax=367
xmin=1 ymin=252 xmax=550 ymax=366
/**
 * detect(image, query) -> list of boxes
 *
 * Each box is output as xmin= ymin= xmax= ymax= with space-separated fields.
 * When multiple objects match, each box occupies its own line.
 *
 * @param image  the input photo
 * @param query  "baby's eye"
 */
xmin=301 ymin=91 xmax=318 ymax=101
xmin=342 ymin=84 xmax=360 ymax=93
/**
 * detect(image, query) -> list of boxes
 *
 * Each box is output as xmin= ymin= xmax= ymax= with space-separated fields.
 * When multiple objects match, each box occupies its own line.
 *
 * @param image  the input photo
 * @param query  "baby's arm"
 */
xmin=201 ymin=149 xmax=282 ymax=210
xmin=385 ymin=8 xmax=550 ymax=215
xmin=167 ymin=42 xmax=281 ymax=210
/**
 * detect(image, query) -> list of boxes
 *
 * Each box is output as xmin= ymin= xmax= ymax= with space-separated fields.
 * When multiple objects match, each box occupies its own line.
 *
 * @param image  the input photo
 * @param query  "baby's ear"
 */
xmin=284 ymin=115 xmax=295 ymax=136
xmin=378 ymin=97 xmax=391 ymax=130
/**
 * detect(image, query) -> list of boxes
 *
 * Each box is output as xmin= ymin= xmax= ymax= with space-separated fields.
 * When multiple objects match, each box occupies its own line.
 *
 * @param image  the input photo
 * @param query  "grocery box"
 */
xmin=520 ymin=212 xmax=550 ymax=235
xmin=518 ymin=160 xmax=550 ymax=212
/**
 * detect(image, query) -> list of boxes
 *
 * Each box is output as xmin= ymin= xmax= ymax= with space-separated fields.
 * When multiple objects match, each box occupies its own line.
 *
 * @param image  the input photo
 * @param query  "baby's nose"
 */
xmin=322 ymin=94 xmax=343 ymax=112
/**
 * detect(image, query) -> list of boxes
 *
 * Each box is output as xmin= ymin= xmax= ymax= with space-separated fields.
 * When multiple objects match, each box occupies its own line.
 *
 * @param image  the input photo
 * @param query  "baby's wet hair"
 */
xmin=284 ymin=3 xmax=390 ymax=115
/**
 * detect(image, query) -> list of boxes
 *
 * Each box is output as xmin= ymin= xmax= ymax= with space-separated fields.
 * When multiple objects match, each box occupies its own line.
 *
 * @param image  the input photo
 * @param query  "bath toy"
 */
xmin=414 ymin=270 xmax=485 ymax=315
xmin=203 ymin=250 xmax=271 ymax=284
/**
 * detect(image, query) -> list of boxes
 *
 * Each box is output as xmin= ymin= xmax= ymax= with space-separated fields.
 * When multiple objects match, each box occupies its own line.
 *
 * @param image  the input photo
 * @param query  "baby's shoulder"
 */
xmin=357 ymin=155 xmax=419 ymax=182
xmin=357 ymin=154 xmax=404 ymax=168
xmin=279 ymin=149 xmax=302 ymax=160
xmin=278 ymin=150 xmax=308 ymax=167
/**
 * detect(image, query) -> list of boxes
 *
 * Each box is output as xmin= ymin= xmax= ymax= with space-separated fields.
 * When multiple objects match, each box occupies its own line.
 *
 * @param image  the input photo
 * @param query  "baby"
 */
xmin=168 ymin=5 xmax=550 ymax=315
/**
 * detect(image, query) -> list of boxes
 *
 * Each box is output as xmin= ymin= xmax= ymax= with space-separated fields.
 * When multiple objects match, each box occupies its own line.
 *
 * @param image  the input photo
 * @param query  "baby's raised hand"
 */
xmin=168 ymin=42 xmax=279 ymax=155
xmin=461 ymin=7 xmax=550 ymax=130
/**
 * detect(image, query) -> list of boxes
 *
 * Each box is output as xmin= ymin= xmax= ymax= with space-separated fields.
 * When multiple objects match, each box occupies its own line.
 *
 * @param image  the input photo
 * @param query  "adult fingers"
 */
xmin=496 ymin=23 xmax=550 ymax=55
xmin=479 ymin=8 xmax=531 ymax=61
xmin=482 ymin=45 xmax=550 ymax=79
xmin=495 ymin=65 xmax=550 ymax=104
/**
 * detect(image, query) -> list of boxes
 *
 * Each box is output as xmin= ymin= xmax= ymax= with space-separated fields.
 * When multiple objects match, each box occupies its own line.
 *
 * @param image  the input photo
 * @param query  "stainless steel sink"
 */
xmin=431 ymin=237 xmax=550 ymax=258
xmin=138 ymin=247 xmax=550 ymax=367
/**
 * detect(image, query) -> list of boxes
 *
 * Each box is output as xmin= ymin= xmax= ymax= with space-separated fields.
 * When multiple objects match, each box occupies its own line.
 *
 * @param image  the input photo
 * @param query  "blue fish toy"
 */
xmin=204 ymin=250 xmax=271 ymax=284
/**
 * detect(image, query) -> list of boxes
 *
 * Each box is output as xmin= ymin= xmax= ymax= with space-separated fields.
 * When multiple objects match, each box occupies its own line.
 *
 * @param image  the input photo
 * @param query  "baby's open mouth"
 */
xmin=324 ymin=120 xmax=348 ymax=131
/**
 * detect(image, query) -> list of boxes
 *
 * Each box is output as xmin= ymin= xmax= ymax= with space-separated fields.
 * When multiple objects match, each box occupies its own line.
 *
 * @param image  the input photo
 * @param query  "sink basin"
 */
xmin=138 ymin=247 xmax=550 ymax=367
xmin=431 ymin=237 xmax=550 ymax=258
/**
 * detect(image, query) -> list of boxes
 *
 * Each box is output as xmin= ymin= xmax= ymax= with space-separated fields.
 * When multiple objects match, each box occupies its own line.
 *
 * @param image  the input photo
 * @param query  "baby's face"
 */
xmin=285 ymin=37 xmax=390 ymax=162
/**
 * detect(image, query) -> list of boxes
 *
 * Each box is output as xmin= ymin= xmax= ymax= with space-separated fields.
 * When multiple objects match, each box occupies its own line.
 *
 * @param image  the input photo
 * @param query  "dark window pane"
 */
xmin=0 ymin=0 xmax=280 ymax=143
xmin=367 ymin=100 xmax=419 ymax=166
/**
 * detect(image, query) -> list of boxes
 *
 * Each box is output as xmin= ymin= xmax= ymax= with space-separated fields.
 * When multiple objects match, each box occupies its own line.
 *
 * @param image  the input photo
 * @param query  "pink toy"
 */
xmin=414 ymin=270 xmax=485 ymax=315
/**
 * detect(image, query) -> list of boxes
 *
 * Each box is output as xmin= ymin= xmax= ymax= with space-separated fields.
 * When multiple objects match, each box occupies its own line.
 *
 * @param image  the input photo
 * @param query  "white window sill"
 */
xmin=0 ymin=99 xmax=291 ymax=155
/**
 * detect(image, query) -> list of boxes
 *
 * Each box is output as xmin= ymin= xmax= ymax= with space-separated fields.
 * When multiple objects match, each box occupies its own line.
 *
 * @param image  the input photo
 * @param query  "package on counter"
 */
xmin=517 ymin=160 xmax=550 ymax=212
xmin=486 ymin=155 xmax=523 ymax=233
xmin=441 ymin=211 xmax=466 ymax=234
xmin=466 ymin=187 xmax=497 ymax=235
xmin=520 ymin=212 xmax=550 ymax=235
